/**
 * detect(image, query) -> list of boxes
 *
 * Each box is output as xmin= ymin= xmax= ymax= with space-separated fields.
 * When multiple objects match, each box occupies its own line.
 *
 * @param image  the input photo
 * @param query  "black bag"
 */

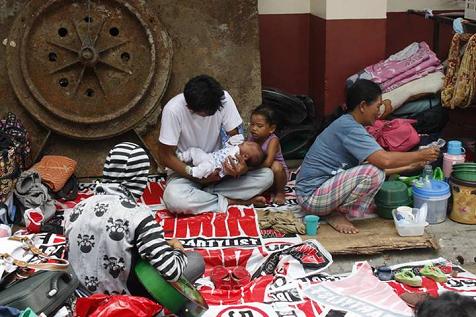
xmin=0 ymin=112 xmax=31 ymax=171
xmin=410 ymin=104 xmax=449 ymax=134
xmin=262 ymin=88 xmax=308 ymax=125
xmin=0 ymin=270 xmax=79 ymax=315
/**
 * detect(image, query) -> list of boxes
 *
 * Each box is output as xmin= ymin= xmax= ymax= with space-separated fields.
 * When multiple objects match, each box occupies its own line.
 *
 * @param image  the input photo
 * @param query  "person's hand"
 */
xmin=408 ymin=161 xmax=427 ymax=171
xmin=167 ymin=238 xmax=185 ymax=251
xmin=223 ymin=153 xmax=248 ymax=178
xmin=198 ymin=169 xmax=221 ymax=185
xmin=418 ymin=147 xmax=440 ymax=163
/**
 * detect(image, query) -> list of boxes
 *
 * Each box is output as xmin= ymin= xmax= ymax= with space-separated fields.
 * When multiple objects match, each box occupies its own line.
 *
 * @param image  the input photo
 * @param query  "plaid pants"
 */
xmin=297 ymin=164 xmax=385 ymax=218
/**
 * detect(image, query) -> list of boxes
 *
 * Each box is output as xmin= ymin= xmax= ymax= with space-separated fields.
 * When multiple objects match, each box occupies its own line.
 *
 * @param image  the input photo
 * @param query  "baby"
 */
xmin=178 ymin=135 xmax=265 ymax=179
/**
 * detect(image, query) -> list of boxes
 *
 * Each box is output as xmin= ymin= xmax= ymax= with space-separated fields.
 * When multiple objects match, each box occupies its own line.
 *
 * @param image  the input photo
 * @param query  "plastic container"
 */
xmin=392 ymin=205 xmax=427 ymax=237
xmin=447 ymin=140 xmax=465 ymax=155
xmin=452 ymin=163 xmax=476 ymax=182
xmin=443 ymin=153 xmax=466 ymax=178
xmin=449 ymin=177 xmax=476 ymax=225
xmin=413 ymin=180 xmax=451 ymax=224
xmin=375 ymin=181 xmax=412 ymax=219
xmin=304 ymin=215 xmax=320 ymax=235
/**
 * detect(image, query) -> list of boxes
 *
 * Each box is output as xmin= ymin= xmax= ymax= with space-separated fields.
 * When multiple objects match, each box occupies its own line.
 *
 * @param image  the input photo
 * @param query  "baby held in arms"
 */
xmin=178 ymin=135 xmax=265 ymax=179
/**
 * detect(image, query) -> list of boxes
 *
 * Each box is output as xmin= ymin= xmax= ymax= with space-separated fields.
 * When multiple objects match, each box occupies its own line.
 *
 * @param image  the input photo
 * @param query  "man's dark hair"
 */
xmin=184 ymin=75 xmax=225 ymax=116
xmin=416 ymin=292 xmax=476 ymax=317
xmin=346 ymin=79 xmax=382 ymax=112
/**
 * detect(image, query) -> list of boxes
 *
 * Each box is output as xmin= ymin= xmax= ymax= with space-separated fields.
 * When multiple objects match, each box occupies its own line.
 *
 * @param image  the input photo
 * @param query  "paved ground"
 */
xmin=327 ymin=219 xmax=476 ymax=275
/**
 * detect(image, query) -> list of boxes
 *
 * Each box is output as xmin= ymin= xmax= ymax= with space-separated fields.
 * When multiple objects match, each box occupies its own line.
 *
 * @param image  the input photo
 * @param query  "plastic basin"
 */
xmin=452 ymin=170 xmax=476 ymax=182
xmin=392 ymin=209 xmax=425 ymax=237
xmin=376 ymin=200 xmax=412 ymax=219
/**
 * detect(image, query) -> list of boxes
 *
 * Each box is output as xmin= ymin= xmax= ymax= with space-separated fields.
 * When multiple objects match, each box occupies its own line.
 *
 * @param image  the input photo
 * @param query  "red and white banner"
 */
xmin=158 ymin=206 xmax=264 ymax=249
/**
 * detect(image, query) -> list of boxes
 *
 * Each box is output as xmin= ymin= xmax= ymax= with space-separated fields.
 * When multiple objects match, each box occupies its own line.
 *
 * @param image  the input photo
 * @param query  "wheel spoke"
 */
xmin=49 ymin=60 xmax=80 ymax=74
xmin=98 ymin=40 xmax=129 ymax=54
xmin=93 ymin=19 xmax=106 ymax=46
xmin=98 ymin=59 xmax=132 ymax=74
xmin=72 ymin=20 xmax=85 ymax=45
xmin=73 ymin=65 xmax=86 ymax=95
xmin=92 ymin=67 xmax=106 ymax=95
xmin=46 ymin=40 xmax=79 ymax=54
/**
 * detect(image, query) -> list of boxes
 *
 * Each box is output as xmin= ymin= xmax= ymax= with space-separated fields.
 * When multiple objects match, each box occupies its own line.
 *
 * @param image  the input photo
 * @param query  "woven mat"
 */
xmin=302 ymin=217 xmax=439 ymax=255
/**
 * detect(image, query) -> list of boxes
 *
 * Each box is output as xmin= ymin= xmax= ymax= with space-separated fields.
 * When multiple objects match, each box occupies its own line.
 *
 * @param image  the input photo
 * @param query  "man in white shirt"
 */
xmin=158 ymin=75 xmax=273 ymax=214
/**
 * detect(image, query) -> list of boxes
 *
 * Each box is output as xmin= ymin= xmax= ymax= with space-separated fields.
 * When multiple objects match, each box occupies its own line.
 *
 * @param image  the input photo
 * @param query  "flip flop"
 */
xmin=420 ymin=264 xmax=447 ymax=283
xmin=395 ymin=268 xmax=422 ymax=287
xmin=399 ymin=292 xmax=431 ymax=308
xmin=376 ymin=266 xmax=393 ymax=281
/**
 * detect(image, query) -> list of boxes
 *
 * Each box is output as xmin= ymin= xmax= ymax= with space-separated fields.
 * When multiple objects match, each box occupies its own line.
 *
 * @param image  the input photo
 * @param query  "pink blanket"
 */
xmin=365 ymin=42 xmax=442 ymax=93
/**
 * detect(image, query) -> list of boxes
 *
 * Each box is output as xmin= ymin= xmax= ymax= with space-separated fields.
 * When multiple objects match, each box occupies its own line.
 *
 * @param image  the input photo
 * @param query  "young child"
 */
xmin=178 ymin=135 xmax=265 ymax=179
xmin=248 ymin=106 xmax=289 ymax=204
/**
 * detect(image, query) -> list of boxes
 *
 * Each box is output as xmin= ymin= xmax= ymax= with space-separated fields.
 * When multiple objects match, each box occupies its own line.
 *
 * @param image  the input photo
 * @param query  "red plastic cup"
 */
xmin=25 ymin=209 xmax=44 ymax=233
xmin=231 ymin=266 xmax=251 ymax=289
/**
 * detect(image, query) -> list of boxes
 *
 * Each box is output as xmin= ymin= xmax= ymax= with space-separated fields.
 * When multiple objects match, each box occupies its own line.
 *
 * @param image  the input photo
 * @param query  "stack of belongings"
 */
xmin=14 ymin=155 xmax=78 ymax=234
xmin=0 ymin=112 xmax=31 ymax=236
xmin=442 ymin=32 xmax=476 ymax=109
xmin=262 ymin=88 xmax=323 ymax=159
xmin=347 ymin=42 xmax=449 ymax=149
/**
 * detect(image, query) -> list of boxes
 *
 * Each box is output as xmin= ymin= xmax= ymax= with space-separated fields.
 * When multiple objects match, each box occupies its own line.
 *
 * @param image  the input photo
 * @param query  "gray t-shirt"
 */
xmin=296 ymin=114 xmax=382 ymax=197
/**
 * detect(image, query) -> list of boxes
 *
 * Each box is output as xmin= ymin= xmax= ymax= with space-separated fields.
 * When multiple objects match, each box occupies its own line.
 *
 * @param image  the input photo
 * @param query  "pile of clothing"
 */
xmin=348 ymin=42 xmax=445 ymax=116
xmin=347 ymin=42 xmax=450 ymax=152
xmin=442 ymin=33 xmax=476 ymax=109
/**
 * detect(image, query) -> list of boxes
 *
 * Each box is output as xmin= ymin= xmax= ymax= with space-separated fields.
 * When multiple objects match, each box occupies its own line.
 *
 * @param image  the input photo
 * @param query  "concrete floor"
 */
xmin=326 ymin=219 xmax=476 ymax=275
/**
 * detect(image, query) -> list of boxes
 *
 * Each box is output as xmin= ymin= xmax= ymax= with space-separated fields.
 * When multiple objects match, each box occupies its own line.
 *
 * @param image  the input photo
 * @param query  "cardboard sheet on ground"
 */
xmin=305 ymin=217 xmax=439 ymax=255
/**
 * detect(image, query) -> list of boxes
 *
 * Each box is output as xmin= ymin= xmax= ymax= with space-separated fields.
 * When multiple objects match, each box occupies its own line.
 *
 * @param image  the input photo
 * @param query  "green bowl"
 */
xmin=134 ymin=260 xmax=208 ymax=316
xmin=452 ymin=170 xmax=476 ymax=182
xmin=375 ymin=181 xmax=410 ymax=206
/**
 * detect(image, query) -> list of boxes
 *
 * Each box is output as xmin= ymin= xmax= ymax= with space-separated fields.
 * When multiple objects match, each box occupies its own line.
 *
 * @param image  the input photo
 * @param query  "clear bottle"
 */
xmin=422 ymin=165 xmax=433 ymax=189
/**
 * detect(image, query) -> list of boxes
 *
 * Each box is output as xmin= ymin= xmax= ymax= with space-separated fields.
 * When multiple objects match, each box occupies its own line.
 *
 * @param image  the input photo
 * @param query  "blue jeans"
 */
xmin=163 ymin=168 xmax=273 ymax=214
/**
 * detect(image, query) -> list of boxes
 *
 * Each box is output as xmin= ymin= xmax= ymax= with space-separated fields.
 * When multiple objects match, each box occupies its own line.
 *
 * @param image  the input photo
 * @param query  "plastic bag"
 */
xmin=75 ymin=294 xmax=161 ymax=317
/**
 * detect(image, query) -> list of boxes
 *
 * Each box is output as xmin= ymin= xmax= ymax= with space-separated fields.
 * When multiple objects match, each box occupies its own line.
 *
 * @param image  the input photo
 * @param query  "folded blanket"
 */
xmin=382 ymin=71 xmax=444 ymax=112
xmin=347 ymin=42 xmax=442 ymax=93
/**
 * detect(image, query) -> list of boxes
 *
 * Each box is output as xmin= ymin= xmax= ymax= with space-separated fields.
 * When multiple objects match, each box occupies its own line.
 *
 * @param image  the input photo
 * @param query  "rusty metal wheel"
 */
xmin=6 ymin=0 xmax=172 ymax=139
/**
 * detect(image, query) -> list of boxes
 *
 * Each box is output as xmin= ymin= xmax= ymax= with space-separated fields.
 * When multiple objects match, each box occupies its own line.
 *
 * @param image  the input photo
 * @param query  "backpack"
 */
xmin=0 ymin=112 xmax=31 ymax=171
xmin=367 ymin=119 xmax=421 ymax=152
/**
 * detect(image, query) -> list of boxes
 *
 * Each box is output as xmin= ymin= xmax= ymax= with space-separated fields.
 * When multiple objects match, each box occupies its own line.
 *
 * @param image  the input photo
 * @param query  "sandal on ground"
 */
xmin=395 ymin=268 xmax=423 ymax=287
xmin=376 ymin=266 xmax=393 ymax=281
xmin=399 ymin=292 xmax=431 ymax=308
xmin=420 ymin=264 xmax=447 ymax=283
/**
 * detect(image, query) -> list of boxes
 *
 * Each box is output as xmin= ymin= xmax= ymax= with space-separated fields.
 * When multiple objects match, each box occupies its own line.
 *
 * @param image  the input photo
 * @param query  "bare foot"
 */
xmin=228 ymin=196 xmax=267 ymax=207
xmin=326 ymin=212 xmax=359 ymax=234
xmin=273 ymin=192 xmax=286 ymax=205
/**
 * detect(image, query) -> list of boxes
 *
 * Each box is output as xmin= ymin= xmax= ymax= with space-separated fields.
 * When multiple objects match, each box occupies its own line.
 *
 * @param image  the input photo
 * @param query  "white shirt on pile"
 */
xmin=159 ymin=91 xmax=243 ymax=153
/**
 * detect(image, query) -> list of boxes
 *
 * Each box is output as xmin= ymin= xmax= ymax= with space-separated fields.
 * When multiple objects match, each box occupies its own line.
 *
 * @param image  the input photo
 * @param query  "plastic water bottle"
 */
xmin=422 ymin=165 xmax=433 ymax=189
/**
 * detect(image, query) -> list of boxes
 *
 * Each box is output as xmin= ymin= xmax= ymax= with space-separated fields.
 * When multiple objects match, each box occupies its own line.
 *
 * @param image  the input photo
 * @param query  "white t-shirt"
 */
xmin=159 ymin=91 xmax=243 ymax=153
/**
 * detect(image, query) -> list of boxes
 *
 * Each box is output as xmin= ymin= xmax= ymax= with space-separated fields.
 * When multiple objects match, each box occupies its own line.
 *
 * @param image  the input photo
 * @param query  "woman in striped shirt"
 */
xmin=65 ymin=142 xmax=204 ymax=297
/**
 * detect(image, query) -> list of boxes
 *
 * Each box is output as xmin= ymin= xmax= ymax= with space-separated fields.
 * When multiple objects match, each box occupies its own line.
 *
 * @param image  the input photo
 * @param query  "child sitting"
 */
xmin=248 ymin=106 xmax=289 ymax=204
xmin=178 ymin=134 xmax=265 ymax=179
